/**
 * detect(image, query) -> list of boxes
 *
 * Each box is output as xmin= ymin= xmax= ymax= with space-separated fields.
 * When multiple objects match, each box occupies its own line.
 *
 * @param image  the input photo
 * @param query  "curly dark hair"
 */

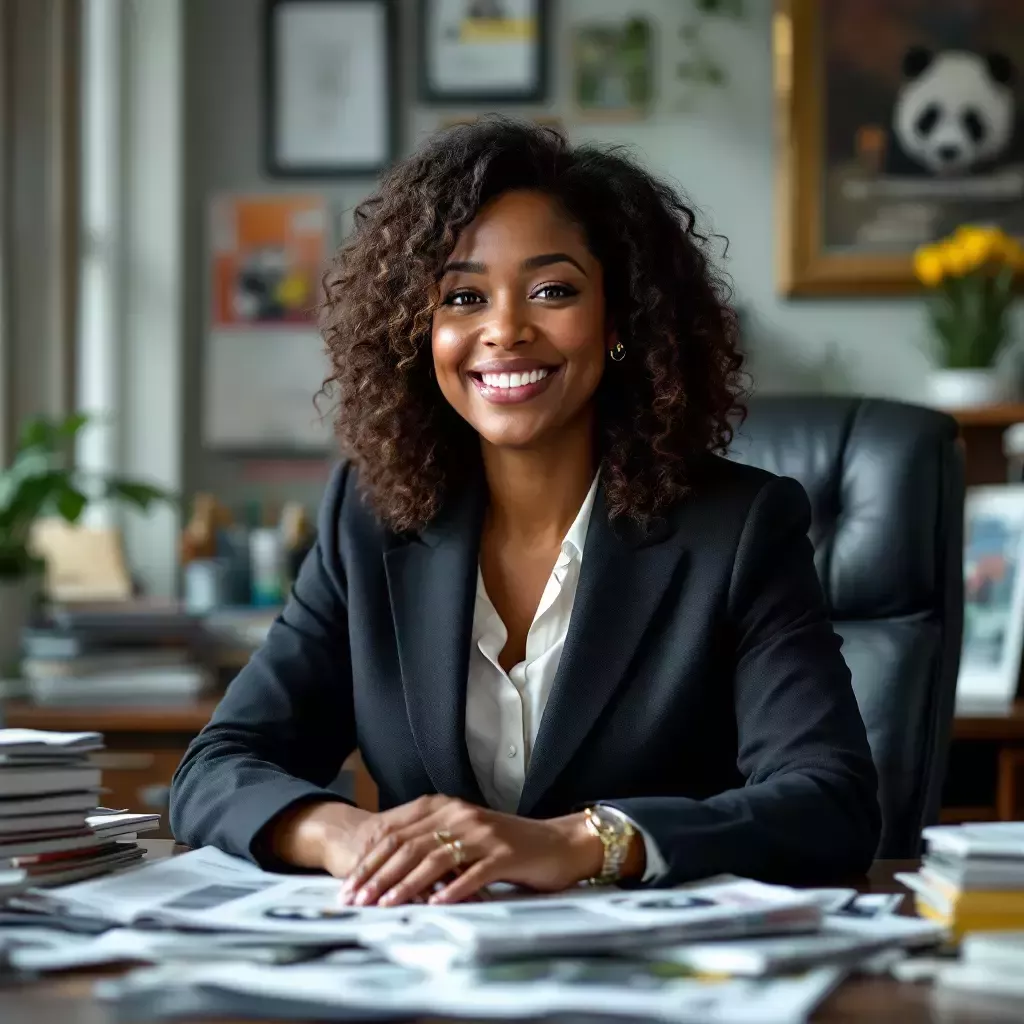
xmin=320 ymin=117 xmax=745 ymax=533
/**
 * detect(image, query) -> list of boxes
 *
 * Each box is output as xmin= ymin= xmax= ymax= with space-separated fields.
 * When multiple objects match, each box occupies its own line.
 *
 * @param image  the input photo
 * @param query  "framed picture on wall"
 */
xmin=957 ymin=487 xmax=1024 ymax=708
xmin=775 ymin=0 xmax=1024 ymax=295
xmin=571 ymin=18 xmax=654 ymax=121
xmin=264 ymin=0 xmax=397 ymax=177
xmin=418 ymin=0 xmax=550 ymax=103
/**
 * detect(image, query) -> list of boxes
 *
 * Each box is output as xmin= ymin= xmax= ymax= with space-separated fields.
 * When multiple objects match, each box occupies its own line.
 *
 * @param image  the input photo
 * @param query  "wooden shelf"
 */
xmin=954 ymin=701 xmax=1024 ymax=740
xmin=949 ymin=403 xmax=1024 ymax=428
xmin=939 ymin=805 xmax=999 ymax=824
xmin=2 ymin=699 xmax=219 ymax=733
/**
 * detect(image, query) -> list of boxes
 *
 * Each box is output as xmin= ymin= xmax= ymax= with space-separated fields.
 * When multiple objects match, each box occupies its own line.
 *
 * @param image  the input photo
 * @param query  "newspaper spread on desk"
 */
xmin=15 ymin=847 xmax=822 ymax=955
xmin=95 ymin=951 xmax=847 ymax=1024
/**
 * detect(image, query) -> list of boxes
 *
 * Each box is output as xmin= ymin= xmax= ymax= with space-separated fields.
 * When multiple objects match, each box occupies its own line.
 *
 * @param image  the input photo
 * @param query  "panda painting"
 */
xmin=888 ymin=46 xmax=1015 ymax=176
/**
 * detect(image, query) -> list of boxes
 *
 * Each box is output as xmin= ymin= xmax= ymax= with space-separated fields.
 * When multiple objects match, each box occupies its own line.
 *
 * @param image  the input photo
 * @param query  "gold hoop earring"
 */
xmin=609 ymin=341 xmax=626 ymax=362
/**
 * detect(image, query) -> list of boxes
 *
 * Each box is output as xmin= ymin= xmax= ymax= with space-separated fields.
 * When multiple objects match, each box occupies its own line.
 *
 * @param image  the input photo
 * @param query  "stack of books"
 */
xmin=21 ymin=602 xmax=210 ymax=706
xmin=898 ymin=822 xmax=1024 ymax=937
xmin=0 ymin=729 xmax=158 ymax=894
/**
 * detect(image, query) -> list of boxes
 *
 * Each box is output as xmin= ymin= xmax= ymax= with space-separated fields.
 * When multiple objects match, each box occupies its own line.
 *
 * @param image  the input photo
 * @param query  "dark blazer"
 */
xmin=170 ymin=456 xmax=881 ymax=885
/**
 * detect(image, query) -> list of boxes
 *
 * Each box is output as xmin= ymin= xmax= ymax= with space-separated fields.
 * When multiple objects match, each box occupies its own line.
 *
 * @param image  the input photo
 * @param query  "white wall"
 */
xmin=183 ymin=0 xmax=1022 ymax=502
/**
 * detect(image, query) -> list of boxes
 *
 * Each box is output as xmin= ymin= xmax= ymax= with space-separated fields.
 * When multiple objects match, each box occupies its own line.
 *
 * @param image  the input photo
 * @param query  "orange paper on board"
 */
xmin=210 ymin=195 xmax=328 ymax=328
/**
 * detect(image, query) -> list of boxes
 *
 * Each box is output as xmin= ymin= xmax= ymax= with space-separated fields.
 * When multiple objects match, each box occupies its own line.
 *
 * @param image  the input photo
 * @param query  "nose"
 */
xmin=482 ymin=295 xmax=537 ymax=350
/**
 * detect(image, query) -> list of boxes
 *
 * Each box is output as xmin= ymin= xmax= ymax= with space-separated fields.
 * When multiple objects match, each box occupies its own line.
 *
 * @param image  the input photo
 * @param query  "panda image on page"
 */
xmin=888 ymin=46 xmax=1015 ymax=177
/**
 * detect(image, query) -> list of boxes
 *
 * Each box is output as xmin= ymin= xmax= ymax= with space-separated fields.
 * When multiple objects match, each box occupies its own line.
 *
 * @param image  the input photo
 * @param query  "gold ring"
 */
xmin=433 ymin=829 xmax=466 ymax=869
xmin=448 ymin=838 xmax=466 ymax=868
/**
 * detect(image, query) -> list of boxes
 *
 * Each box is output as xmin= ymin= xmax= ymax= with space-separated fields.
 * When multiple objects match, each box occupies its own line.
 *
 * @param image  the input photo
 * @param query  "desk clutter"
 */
xmin=3 ymin=845 xmax=942 ymax=1023
xmin=0 ymin=729 xmax=158 ymax=895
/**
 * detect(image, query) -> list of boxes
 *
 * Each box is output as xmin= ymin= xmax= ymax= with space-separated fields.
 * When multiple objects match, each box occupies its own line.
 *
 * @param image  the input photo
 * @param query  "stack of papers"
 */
xmin=4 ymin=846 xmax=948 ymax=1022
xmin=363 ymin=877 xmax=825 ymax=967
xmin=24 ymin=850 xmax=824 ymax=948
xmin=898 ymin=822 xmax=1024 ymax=937
xmin=0 ymin=729 xmax=157 ymax=894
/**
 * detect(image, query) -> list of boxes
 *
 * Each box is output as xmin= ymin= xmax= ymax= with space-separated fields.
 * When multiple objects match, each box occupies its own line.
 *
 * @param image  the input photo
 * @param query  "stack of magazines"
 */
xmin=0 ymin=729 xmax=158 ymax=894
xmin=898 ymin=822 xmax=1024 ymax=937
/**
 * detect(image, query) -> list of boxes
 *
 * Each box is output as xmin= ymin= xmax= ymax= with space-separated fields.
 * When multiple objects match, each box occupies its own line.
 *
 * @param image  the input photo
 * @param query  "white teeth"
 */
xmin=479 ymin=368 xmax=551 ymax=389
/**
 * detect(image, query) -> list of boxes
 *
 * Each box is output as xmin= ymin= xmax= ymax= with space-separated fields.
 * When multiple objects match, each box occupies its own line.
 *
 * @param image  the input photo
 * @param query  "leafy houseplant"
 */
xmin=914 ymin=226 xmax=1023 ymax=408
xmin=0 ymin=413 xmax=172 ymax=670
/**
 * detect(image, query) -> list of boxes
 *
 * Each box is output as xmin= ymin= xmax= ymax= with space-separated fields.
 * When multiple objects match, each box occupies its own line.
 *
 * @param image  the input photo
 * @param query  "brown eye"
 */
xmin=443 ymin=289 xmax=483 ymax=307
xmin=532 ymin=284 xmax=578 ymax=300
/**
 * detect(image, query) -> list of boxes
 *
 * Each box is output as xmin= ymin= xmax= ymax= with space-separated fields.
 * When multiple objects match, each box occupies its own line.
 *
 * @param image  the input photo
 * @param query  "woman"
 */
xmin=171 ymin=119 xmax=880 ymax=906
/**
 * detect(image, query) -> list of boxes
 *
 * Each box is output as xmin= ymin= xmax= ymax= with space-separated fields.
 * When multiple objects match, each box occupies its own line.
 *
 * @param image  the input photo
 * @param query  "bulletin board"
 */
xmin=203 ymin=194 xmax=334 ymax=450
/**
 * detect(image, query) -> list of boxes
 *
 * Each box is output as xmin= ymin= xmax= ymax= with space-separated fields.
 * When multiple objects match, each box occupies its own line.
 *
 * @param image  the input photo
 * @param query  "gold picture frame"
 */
xmin=775 ymin=0 xmax=1024 ymax=297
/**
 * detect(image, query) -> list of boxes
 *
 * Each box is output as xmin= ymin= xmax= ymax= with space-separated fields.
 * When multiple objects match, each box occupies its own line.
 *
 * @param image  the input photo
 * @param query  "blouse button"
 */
xmin=507 ymin=745 xmax=517 ymax=758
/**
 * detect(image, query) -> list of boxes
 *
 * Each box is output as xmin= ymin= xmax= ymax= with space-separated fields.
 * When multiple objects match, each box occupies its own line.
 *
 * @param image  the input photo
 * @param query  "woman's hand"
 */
xmin=267 ymin=800 xmax=375 ymax=878
xmin=337 ymin=795 xmax=609 ymax=907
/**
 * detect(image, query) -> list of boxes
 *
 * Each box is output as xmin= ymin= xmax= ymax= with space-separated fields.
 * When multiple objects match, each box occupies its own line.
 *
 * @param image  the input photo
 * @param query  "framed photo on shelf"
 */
xmin=264 ymin=0 xmax=397 ymax=177
xmin=418 ymin=0 xmax=550 ymax=103
xmin=775 ymin=0 xmax=1024 ymax=296
xmin=957 ymin=487 xmax=1024 ymax=707
xmin=571 ymin=18 xmax=654 ymax=121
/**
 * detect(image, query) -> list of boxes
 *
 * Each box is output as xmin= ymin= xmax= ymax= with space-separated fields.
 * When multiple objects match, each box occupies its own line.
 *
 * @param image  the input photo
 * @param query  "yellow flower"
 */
xmin=914 ymin=244 xmax=945 ymax=287
xmin=940 ymin=240 xmax=971 ymax=277
xmin=960 ymin=226 xmax=1005 ymax=271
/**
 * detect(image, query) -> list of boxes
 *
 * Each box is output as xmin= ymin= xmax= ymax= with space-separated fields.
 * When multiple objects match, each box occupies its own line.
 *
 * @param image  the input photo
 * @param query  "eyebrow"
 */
xmin=441 ymin=252 xmax=588 ymax=277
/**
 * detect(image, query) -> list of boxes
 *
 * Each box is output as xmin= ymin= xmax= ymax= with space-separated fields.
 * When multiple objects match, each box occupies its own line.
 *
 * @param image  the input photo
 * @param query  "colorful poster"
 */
xmin=210 ymin=195 xmax=327 ymax=328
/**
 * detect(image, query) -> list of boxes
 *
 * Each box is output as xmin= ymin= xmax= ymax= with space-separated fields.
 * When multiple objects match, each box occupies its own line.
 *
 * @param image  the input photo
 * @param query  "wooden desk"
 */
xmin=6 ymin=845 xmax=1024 ymax=1023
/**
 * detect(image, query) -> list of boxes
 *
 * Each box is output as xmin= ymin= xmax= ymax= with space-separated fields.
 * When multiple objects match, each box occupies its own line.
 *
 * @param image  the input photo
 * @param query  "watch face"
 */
xmin=594 ymin=807 xmax=624 ymax=835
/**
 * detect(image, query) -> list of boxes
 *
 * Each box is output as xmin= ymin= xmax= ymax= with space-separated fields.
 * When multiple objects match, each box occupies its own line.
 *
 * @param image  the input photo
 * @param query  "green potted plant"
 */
xmin=0 ymin=413 xmax=173 ymax=673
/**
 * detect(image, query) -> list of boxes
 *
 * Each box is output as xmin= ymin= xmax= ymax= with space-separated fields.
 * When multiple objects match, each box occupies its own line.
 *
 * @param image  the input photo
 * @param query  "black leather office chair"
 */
xmin=729 ymin=396 xmax=964 ymax=858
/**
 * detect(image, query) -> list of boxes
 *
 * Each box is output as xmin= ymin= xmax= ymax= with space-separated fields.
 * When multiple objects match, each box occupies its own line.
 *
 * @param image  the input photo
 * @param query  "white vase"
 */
xmin=925 ymin=368 xmax=1013 ymax=409
xmin=0 ymin=575 xmax=38 ymax=676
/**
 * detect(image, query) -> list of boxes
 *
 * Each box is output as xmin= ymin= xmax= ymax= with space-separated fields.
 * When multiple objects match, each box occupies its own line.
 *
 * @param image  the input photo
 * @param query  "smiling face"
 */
xmin=431 ymin=190 xmax=613 ymax=451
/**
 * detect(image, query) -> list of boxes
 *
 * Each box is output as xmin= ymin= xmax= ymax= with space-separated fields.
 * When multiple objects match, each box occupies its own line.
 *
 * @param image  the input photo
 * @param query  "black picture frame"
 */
xmin=264 ymin=0 xmax=399 ymax=178
xmin=417 ymin=0 xmax=550 ymax=104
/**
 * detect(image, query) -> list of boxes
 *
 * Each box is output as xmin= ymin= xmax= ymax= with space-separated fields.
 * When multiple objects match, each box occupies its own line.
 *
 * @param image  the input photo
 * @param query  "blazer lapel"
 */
xmin=518 ymin=488 xmax=684 ymax=815
xmin=384 ymin=484 xmax=486 ymax=805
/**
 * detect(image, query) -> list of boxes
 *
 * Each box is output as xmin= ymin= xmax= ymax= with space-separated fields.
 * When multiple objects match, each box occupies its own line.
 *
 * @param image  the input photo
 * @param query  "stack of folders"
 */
xmin=0 ymin=729 xmax=159 ymax=896
xmin=898 ymin=823 xmax=1024 ymax=937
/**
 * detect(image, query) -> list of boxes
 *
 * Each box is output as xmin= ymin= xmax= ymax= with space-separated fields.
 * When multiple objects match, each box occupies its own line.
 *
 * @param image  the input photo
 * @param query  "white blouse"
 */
xmin=464 ymin=477 xmax=666 ymax=881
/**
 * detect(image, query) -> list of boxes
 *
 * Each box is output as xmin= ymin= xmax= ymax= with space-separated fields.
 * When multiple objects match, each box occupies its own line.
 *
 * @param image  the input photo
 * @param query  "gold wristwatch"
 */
xmin=583 ymin=805 xmax=636 ymax=885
